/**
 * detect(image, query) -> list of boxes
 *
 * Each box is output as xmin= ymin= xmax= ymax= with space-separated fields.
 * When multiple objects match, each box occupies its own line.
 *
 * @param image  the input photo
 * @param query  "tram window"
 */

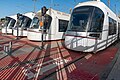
xmin=59 ymin=19 xmax=69 ymax=32
xmin=119 ymin=23 xmax=120 ymax=27
xmin=4 ymin=17 xmax=11 ymax=27
xmin=109 ymin=18 xmax=113 ymax=35
xmin=108 ymin=17 xmax=116 ymax=35
xmin=113 ymin=21 xmax=117 ymax=34
xmin=88 ymin=7 xmax=104 ymax=32
xmin=9 ymin=19 xmax=16 ymax=29
xmin=118 ymin=23 xmax=120 ymax=33
xmin=118 ymin=23 xmax=120 ymax=28
xmin=25 ymin=18 xmax=32 ymax=28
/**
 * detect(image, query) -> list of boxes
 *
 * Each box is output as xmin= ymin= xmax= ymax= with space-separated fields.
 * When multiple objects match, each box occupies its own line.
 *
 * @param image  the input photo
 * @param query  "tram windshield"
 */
xmin=18 ymin=15 xmax=32 ymax=30
xmin=8 ymin=19 xmax=16 ymax=29
xmin=67 ymin=6 xmax=104 ymax=32
xmin=21 ymin=17 xmax=32 ymax=29
xmin=30 ymin=17 xmax=39 ymax=29
xmin=30 ymin=14 xmax=52 ymax=32
xmin=3 ymin=17 xmax=12 ymax=28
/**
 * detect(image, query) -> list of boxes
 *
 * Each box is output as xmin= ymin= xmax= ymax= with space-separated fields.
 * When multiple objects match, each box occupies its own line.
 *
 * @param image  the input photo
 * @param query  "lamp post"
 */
xmin=16 ymin=13 xmax=20 ymax=40
xmin=40 ymin=6 xmax=48 ymax=49
xmin=32 ymin=0 xmax=37 ymax=13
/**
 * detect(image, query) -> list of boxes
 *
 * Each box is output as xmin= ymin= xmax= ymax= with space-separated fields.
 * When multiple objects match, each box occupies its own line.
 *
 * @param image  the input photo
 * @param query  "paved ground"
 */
xmin=105 ymin=40 xmax=120 ymax=80
xmin=0 ymin=33 xmax=120 ymax=80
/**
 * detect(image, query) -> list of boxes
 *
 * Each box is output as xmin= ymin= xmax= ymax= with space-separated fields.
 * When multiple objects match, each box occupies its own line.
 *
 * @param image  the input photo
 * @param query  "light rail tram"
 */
xmin=13 ymin=12 xmax=35 ymax=36
xmin=27 ymin=8 xmax=70 ymax=41
xmin=2 ymin=15 xmax=17 ymax=34
xmin=64 ymin=1 xmax=120 ymax=52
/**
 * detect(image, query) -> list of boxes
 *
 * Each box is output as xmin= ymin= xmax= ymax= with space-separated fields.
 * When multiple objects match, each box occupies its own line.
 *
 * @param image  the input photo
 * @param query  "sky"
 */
xmin=0 ymin=0 xmax=120 ymax=18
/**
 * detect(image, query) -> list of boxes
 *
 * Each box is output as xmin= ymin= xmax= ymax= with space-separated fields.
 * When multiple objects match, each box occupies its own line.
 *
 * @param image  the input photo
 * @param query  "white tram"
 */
xmin=64 ymin=1 xmax=120 ymax=52
xmin=2 ymin=15 xmax=17 ymax=34
xmin=27 ymin=8 xmax=70 ymax=41
xmin=13 ymin=12 xmax=35 ymax=36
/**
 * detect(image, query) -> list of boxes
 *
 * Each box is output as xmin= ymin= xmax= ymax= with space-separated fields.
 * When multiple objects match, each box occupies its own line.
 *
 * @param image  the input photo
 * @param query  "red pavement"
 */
xmin=0 ymin=34 xmax=119 ymax=80
xmin=64 ymin=47 xmax=118 ymax=80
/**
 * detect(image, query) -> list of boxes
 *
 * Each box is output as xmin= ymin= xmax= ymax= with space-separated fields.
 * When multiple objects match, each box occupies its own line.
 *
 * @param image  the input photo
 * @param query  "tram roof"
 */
xmin=7 ymin=15 xmax=17 ymax=20
xmin=37 ymin=8 xmax=70 ymax=17
xmin=75 ymin=1 xmax=117 ymax=20
xmin=23 ymin=12 xmax=35 ymax=19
